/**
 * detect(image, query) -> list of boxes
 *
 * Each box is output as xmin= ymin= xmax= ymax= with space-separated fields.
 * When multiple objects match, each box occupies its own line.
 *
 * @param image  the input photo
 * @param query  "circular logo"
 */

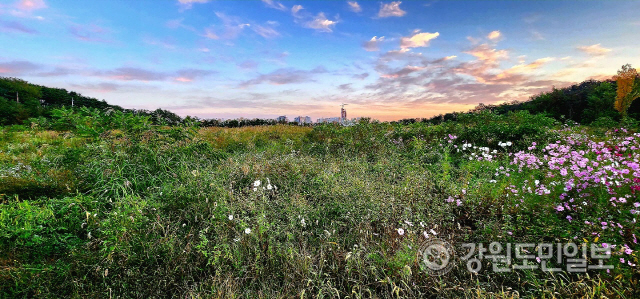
xmin=418 ymin=238 xmax=455 ymax=276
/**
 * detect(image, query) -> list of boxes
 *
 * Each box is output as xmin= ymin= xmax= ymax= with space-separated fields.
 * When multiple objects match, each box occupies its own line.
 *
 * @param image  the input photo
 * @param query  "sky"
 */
xmin=1 ymin=0 xmax=639 ymax=121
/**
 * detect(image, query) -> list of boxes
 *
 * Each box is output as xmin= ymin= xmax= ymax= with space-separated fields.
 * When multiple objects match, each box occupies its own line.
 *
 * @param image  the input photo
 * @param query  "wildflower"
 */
xmin=228 ymin=215 xmax=233 ymax=220
xmin=621 ymin=258 xmax=625 ymax=263
xmin=423 ymin=231 xmax=429 ymax=239
xmin=267 ymin=184 xmax=273 ymax=190
xmin=245 ymin=228 xmax=251 ymax=234
xmin=254 ymin=180 xmax=261 ymax=187
xmin=397 ymin=228 xmax=405 ymax=236
xmin=566 ymin=215 xmax=572 ymax=222
xmin=506 ymin=141 xmax=512 ymax=146
xmin=456 ymin=199 xmax=462 ymax=206
xmin=602 ymin=243 xmax=609 ymax=248
xmin=555 ymin=205 xmax=565 ymax=212
xmin=535 ymin=180 xmax=540 ymax=186
xmin=430 ymin=229 xmax=438 ymax=235
xmin=536 ymin=257 xmax=541 ymax=263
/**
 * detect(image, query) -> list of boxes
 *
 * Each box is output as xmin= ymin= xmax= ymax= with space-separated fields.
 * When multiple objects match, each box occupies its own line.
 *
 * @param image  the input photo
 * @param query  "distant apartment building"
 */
xmin=316 ymin=117 xmax=342 ymax=123
xmin=276 ymin=115 xmax=288 ymax=122
xmin=294 ymin=116 xmax=312 ymax=124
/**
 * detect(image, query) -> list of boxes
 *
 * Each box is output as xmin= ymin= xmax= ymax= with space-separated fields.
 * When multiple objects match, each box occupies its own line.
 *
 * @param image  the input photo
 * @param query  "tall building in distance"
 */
xmin=318 ymin=103 xmax=358 ymax=124
xmin=276 ymin=115 xmax=288 ymax=122
xmin=294 ymin=116 xmax=312 ymax=124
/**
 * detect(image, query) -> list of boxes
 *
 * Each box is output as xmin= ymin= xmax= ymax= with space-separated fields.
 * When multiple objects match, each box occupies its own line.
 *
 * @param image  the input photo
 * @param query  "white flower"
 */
xmin=506 ymin=141 xmax=512 ymax=146
xmin=228 ymin=215 xmax=233 ymax=220
xmin=423 ymin=231 xmax=429 ymax=239
xmin=535 ymin=180 xmax=540 ymax=186
xmin=254 ymin=180 xmax=261 ymax=187
xmin=267 ymin=184 xmax=273 ymax=190
xmin=245 ymin=228 xmax=251 ymax=234
xmin=430 ymin=229 xmax=438 ymax=235
xmin=489 ymin=179 xmax=497 ymax=183
xmin=397 ymin=228 xmax=405 ymax=236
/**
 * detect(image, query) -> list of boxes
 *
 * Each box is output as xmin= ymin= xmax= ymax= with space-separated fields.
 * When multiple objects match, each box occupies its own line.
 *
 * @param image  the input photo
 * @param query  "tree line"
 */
xmin=396 ymin=64 xmax=640 ymax=126
xmin=2 ymin=64 xmax=639 ymax=128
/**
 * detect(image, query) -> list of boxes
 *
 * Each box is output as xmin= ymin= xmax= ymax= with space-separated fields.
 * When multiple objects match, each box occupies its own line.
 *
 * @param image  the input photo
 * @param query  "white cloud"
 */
xmin=304 ymin=12 xmax=338 ymax=32
xmin=203 ymin=28 xmax=218 ymax=39
xmin=529 ymin=30 xmax=544 ymax=41
xmin=487 ymin=30 xmax=501 ymax=40
xmin=15 ymin=0 xmax=46 ymax=11
xmin=348 ymin=1 xmax=362 ymax=13
xmin=576 ymin=44 xmax=612 ymax=56
xmin=400 ymin=31 xmax=439 ymax=49
xmin=261 ymin=0 xmax=287 ymax=11
xmin=252 ymin=24 xmax=280 ymax=39
xmin=378 ymin=1 xmax=406 ymax=18
xmin=363 ymin=36 xmax=384 ymax=51
xmin=177 ymin=0 xmax=209 ymax=10
xmin=292 ymin=5 xmax=304 ymax=16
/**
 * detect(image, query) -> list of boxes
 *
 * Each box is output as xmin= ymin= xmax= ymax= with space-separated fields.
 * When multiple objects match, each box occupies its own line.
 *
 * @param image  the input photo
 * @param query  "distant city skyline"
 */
xmin=0 ymin=0 xmax=639 ymax=121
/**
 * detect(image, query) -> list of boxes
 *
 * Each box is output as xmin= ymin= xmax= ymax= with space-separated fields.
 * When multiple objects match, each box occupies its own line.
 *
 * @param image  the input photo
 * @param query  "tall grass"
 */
xmin=0 ymin=110 xmax=638 ymax=298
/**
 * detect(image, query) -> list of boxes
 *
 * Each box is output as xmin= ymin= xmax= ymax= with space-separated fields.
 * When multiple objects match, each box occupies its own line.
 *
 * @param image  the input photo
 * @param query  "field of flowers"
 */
xmin=0 ymin=110 xmax=638 ymax=298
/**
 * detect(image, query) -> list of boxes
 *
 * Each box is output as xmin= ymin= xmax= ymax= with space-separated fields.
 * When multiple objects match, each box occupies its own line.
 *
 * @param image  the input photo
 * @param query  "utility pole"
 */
xmin=72 ymin=97 xmax=74 ymax=107
xmin=16 ymin=92 xmax=19 ymax=103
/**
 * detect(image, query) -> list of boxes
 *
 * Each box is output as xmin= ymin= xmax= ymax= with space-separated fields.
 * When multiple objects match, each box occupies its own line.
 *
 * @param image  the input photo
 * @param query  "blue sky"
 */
xmin=1 ymin=0 xmax=639 ymax=120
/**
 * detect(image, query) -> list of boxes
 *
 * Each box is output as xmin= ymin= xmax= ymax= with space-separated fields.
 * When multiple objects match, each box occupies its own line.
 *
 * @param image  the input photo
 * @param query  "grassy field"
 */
xmin=1 ymin=110 xmax=639 ymax=298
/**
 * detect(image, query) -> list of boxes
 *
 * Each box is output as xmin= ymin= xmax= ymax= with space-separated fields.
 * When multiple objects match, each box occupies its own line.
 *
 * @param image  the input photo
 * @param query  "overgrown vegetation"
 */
xmin=1 ymin=107 xmax=639 ymax=298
